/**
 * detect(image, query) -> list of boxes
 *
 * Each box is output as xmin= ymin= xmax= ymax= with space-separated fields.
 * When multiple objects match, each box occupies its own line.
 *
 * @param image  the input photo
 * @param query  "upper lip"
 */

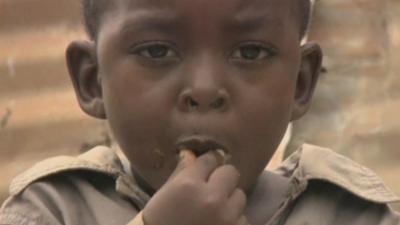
xmin=175 ymin=135 xmax=228 ymax=156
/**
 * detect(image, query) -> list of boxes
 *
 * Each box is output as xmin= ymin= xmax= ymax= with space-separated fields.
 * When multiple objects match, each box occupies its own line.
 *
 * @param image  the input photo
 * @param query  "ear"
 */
xmin=66 ymin=40 xmax=106 ymax=119
xmin=290 ymin=42 xmax=323 ymax=121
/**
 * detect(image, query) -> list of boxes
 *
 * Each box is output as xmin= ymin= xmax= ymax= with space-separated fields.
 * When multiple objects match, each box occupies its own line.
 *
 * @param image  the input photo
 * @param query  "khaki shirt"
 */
xmin=0 ymin=144 xmax=399 ymax=225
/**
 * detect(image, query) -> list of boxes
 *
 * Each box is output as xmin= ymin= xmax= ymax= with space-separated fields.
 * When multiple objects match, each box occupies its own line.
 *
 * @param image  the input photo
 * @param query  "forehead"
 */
xmin=107 ymin=0 xmax=297 ymax=33
xmin=117 ymin=0 xmax=295 ymax=14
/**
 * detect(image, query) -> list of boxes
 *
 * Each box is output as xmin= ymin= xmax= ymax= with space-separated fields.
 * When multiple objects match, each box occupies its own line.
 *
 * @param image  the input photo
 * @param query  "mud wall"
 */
xmin=290 ymin=0 xmax=400 ymax=207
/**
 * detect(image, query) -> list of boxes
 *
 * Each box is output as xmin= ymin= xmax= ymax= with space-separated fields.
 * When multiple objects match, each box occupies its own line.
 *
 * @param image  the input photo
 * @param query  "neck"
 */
xmin=132 ymin=170 xmax=157 ymax=196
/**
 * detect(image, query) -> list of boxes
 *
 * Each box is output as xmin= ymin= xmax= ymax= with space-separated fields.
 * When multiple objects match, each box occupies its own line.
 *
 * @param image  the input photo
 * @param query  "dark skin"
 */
xmin=66 ymin=0 xmax=322 ymax=224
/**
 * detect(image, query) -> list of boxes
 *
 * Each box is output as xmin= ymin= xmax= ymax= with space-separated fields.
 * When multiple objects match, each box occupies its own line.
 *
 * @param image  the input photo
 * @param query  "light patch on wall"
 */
xmin=7 ymin=57 xmax=16 ymax=77
xmin=389 ymin=22 xmax=400 ymax=47
xmin=0 ymin=26 xmax=84 ymax=65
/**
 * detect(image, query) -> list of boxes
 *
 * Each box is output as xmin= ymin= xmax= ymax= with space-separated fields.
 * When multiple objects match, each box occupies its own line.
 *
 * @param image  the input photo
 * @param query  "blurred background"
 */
xmin=0 ymin=0 xmax=399 ymax=210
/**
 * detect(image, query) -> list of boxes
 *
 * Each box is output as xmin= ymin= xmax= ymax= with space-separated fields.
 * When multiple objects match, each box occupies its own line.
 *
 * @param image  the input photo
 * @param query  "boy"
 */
xmin=1 ymin=0 xmax=399 ymax=224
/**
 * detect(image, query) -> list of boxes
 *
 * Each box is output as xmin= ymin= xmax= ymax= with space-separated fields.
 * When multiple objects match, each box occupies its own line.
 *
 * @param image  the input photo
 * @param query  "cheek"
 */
xmin=101 ymin=64 xmax=175 ymax=163
xmin=102 ymin=59 xmax=173 ymax=122
xmin=233 ymin=79 xmax=295 ymax=187
xmin=239 ymin=76 xmax=295 ymax=135
xmin=102 ymin=75 xmax=180 ymax=189
xmin=237 ymin=93 xmax=292 ymax=155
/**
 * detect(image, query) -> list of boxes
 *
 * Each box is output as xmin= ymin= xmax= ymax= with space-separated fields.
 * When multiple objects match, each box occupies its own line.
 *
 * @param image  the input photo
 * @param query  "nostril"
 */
xmin=210 ymin=97 xmax=225 ymax=109
xmin=178 ymin=89 xmax=229 ymax=112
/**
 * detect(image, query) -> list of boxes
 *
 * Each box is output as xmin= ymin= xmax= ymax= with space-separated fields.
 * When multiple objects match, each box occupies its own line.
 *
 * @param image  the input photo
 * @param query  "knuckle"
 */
xmin=203 ymin=193 xmax=223 ymax=209
xmin=236 ymin=188 xmax=246 ymax=197
xmin=220 ymin=214 xmax=234 ymax=225
xmin=235 ymin=189 xmax=247 ymax=204
xmin=238 ymin=215 xmax=248 ymax=225
xmin=223 ymin=165 xmax=240 ymax=176
xmin=175 ymin=178 xmax=198 ymax=192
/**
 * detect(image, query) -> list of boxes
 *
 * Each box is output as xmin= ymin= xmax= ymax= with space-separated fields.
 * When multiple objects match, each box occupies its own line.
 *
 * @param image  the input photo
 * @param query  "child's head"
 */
xmin=66 ymin=0 xmax=322 ymax=194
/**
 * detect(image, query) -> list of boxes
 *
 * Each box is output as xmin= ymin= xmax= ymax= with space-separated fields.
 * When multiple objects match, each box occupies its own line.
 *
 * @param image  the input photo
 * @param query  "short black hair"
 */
xmin=298 ymin=0 xmax=312 ymax=39
xmin=82 ymin=0 xmax=312 ymax=41
xmin=82 ymin=0 xmax=108 ymax=40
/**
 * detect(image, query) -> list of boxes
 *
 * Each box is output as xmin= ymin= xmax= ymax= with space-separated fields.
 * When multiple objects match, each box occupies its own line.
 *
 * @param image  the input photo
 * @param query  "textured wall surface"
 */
xmin=0 ymin=0 xmax=106 ymax=202
xmin=289 ymin=0 xmax=400 ymax=208
xmin=1 ymin=0 xmax=399 ymax=210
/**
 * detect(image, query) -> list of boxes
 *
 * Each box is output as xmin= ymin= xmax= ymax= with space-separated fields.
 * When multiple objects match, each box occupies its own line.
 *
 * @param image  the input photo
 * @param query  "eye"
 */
xmin=132 ymin=42 xmax=179 ymax=59
xmin=231 ymin=43 xmax=276 ymax=61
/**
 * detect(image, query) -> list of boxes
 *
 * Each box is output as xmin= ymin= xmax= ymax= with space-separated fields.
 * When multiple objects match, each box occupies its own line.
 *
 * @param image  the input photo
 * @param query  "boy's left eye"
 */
xmin=231 ymin=44 xmax=276 ymax=61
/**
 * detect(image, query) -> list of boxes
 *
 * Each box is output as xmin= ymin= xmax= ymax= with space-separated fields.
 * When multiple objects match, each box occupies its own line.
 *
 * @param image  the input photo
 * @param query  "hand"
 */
xmin=143 ymin=150 xmax=248 ymax=225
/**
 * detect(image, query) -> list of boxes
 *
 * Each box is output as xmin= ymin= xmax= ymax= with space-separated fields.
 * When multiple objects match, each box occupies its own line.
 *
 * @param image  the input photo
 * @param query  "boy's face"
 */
xmin=67 ymin=0 xmax=322 ymax=192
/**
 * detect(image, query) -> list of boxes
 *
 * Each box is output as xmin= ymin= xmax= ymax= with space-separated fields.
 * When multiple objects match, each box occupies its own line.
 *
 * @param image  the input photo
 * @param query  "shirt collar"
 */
xmin=275 ymin=144 xmax=400 ymax=204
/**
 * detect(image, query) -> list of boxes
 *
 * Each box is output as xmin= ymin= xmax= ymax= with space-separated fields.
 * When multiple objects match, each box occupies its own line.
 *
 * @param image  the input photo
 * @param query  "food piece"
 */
xmin=179 ymin=149 xmax=197 ymax=163
xmin=180 ymin=149 xmax=230 ymax=164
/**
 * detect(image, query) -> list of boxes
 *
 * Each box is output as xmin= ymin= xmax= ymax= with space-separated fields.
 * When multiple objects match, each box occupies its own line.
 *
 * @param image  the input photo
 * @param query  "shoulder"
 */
xmin=8 ymin=146 xmax=124 ymax=196
xmin=0 ymin=170 xmax=116 ymax=225
xmin=276 ymin=144 xmax=400 ymax=224
xmin=0 ymin=146 xmax=144 ymax=225
xmin=277 ymin=144 xmax=399 ymax=204
xmin=285 ymin=180 xmax=400 ymax=225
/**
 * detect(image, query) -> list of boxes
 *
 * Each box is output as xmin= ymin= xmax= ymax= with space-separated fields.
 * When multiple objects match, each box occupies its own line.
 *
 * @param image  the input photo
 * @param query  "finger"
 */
xmin=168 ymin=150 xmax=196 ymax=181
xmin=227 ymin=189 xmax=247 ymax=220
xmin=208 ymin=165 xmax=240 ymax=197
xmin=186 ymin=151 xmax=224 ymax=181
xmin=237 ymin=215 xmax=250 ymax=225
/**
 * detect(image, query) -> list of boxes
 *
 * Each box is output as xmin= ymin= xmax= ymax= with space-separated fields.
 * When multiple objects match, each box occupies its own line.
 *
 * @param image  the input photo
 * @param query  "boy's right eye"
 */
xmin=131 ymin=42 xmax=179 ymax=60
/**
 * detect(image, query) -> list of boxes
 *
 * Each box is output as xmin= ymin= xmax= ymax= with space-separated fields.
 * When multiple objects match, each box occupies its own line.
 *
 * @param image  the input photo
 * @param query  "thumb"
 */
xmin=168 ymin=150 xmax=196 ymax=181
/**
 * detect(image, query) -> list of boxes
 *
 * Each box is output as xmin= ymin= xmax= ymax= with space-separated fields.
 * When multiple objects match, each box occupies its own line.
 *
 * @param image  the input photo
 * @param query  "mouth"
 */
xmin=175 ymin=135 xmax=228 ymax=157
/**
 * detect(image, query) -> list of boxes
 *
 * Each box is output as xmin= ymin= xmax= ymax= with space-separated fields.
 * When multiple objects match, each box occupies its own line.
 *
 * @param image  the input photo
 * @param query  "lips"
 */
xmin=175 ymin=135 xmax=228 ymax=157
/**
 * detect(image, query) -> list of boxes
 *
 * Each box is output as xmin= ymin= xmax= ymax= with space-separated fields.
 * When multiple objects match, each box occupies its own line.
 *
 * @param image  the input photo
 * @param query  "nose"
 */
xmin=177 ymin=63 xmax=230 ymax=113
xmin=178 ymin=88 xmax=230 ymax=112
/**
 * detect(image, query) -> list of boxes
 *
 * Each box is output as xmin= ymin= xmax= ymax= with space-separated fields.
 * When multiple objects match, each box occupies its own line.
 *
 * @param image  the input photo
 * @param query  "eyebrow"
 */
xmin=119 ymin=10 xmax=180 ymax=34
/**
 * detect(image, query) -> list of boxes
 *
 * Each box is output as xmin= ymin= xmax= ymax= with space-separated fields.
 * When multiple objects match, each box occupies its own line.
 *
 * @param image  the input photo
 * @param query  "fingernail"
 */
xmin=216 ymin=149 xmax=225 ymax=158
xmin=215 ymin=149 xmax=231 ymax=164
